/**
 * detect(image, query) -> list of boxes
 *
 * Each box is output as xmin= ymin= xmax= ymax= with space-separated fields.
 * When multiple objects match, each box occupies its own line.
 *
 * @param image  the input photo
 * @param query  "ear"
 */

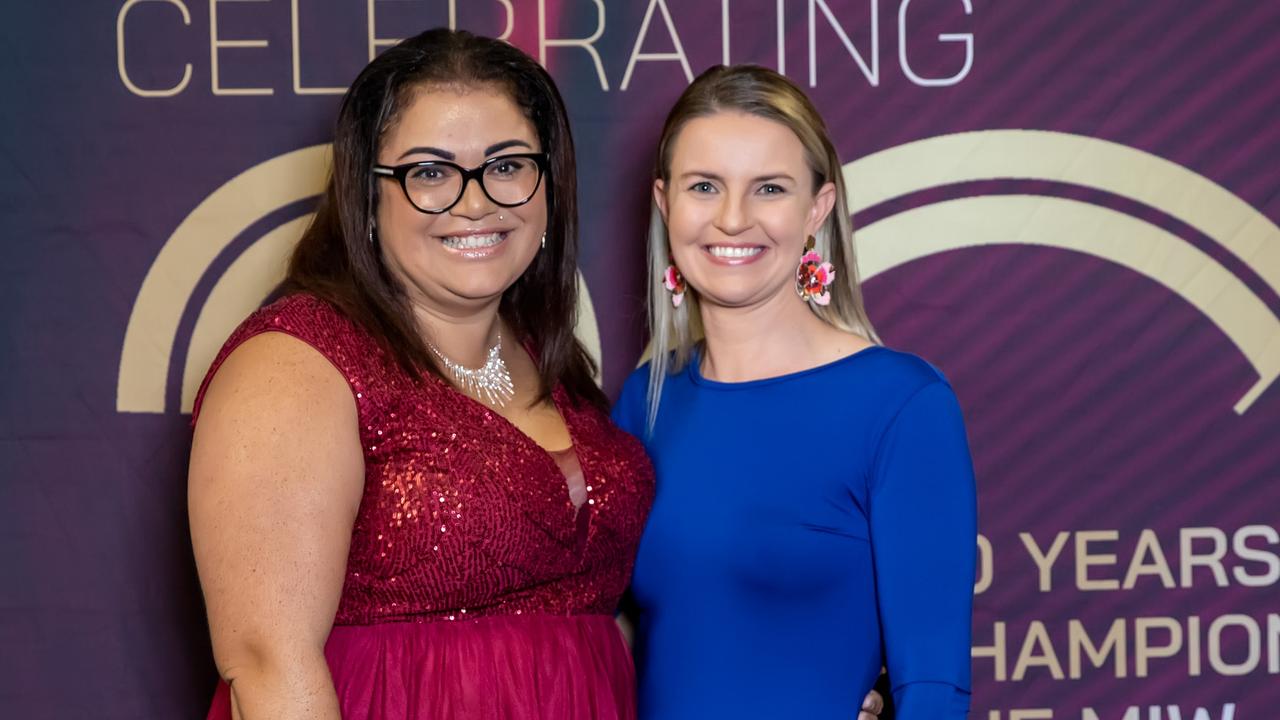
xmin=653 ymin=179 xmax=669 ymax=224
xmin=805 ymin=181 xmax=837 ymax=238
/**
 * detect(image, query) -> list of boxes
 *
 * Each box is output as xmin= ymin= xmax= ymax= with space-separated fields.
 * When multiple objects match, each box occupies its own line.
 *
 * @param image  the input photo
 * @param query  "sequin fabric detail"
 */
xmin=195 ymin=294 xmax=655 ymax=625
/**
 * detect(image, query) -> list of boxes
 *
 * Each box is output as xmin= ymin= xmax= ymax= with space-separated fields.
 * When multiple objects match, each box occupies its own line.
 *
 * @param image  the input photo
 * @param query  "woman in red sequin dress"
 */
xmin=188 ymin=29 xmax=653 ymax=720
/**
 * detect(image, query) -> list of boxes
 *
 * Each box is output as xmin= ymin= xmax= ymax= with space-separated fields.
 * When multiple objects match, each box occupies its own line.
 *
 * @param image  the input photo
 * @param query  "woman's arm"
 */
xmin=869 ymin=381 xmax=978 ymax=719
xmin=189 ymin=333 xmax=365 ymax=720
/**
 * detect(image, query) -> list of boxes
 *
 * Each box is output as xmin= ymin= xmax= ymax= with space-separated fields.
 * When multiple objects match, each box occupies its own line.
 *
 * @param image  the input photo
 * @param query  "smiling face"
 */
xmin=655 ymin=111 xmax=836 ymax=311
xmin=374 ymin=84 xmax=547 ymax=315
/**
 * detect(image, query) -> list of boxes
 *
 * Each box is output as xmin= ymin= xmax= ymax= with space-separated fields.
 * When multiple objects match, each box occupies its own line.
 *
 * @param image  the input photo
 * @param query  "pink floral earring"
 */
xmin=795 ymin=235 xmax=835 ymax=306
xmin=663 ymin=262 xmax=687 ymax=308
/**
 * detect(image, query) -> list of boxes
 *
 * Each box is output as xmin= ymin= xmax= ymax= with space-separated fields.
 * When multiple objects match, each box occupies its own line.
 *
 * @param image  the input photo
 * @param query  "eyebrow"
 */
xmin=484 ymin=139 xmax=535 ymax=155
xmin=401 ymin=144 xmax=458 ymax=159
xmin=679 ymin=171 xmax=797 ymax=183
xmin=396 ymin=139 xmax=534 ymax=162
xmin=398 ymin=146 xmax=455 ymax=161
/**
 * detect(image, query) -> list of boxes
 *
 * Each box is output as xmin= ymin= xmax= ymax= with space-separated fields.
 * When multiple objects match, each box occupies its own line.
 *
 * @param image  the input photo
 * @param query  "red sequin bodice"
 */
xmin=196 ymin=294 xmax=654 ymax=625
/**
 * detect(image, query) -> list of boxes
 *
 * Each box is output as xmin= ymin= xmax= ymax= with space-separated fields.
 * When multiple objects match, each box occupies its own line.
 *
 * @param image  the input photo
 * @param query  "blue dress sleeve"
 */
xmin=610 ymin=366 xmax=650 ymax=440
xmin=868 ymin=380 xmax=977 ymax=719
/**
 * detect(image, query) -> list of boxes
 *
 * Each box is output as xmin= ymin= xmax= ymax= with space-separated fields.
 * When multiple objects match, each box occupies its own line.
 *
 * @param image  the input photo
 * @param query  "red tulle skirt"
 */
xmin=206 ymin=614 xmax=636 ymax=719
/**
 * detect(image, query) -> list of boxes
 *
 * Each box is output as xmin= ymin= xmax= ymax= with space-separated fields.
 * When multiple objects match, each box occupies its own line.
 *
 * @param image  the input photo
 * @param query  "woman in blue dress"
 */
xmin=612 ymin=65 xmax=977 ymax=719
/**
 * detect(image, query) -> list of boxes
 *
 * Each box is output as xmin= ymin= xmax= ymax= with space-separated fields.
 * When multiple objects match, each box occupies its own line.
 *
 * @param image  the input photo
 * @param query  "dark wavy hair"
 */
xmin=284 ymin=28 xmax=605 ymax=410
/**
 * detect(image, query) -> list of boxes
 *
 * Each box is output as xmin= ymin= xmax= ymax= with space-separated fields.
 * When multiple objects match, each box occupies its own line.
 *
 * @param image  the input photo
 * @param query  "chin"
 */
xmin=699 ymin=293 xmax=766 ymax=310
xmin=447 ymin=280 xmax=518 ymax=302
xmin=695 ymin=280 xmax=773 ymax=308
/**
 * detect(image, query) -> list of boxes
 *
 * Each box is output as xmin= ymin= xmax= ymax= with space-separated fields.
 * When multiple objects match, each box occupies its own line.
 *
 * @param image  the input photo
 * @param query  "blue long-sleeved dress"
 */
xmin=612 ymin=346 xmax=976 ymax=719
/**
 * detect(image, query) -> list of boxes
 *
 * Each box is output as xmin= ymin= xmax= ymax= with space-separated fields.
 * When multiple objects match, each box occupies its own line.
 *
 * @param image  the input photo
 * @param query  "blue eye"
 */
xmin=689 ymin=181 xmax=715 ymax=193
xmin=759 ymin=183 xmax=786 ymax=195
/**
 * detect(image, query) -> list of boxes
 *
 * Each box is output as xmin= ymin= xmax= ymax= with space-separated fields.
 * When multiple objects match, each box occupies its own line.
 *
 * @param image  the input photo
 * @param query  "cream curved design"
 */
xmin=179 ymin=215 xmax=311 ymax=412
xmin=845 ymin=130 xmax=1280 ymax=414
xmin=119 ymin=144 xmax=602 ymax=414
xmin=856 ymin=195 xmax=1280 ymax=414
xmin=844 ymin=130 xmax=1280 ymax=300
xmin=117 ymin=145 xmax=332 ymax=412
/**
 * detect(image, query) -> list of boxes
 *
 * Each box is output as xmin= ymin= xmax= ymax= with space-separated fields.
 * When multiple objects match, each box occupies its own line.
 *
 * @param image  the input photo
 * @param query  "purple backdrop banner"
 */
xmin=2 ymin=2 xmax=1277 ymax=718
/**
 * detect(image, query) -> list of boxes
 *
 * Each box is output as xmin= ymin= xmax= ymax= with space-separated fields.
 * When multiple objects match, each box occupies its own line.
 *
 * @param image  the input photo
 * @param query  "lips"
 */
xmin=433 ymin=229 xmax=514 ymax=259
xmin=702 ymin=244 xmax=768 ymax=266
xmin=440 ymin=232 xmax=507 ymax=250
xmin=706 ymin=245 xmax=764 ymax=259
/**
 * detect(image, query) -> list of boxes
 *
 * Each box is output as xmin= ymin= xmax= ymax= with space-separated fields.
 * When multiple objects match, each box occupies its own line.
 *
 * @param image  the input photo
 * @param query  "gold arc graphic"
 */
xmin=844 ymin=130 xmax=1280 ymax=299
xmin=854 ymin=195 xmax=1280 ymax=414
xmin=121 ymin=132 xmax=1278 ymax=414
xmin=118 ymin=145 xmax=331 ymax=413
xmin=843 ymin=130 xmax=1280 ymax=414
xmin=118 ymin=144 xmax=601 ymax=414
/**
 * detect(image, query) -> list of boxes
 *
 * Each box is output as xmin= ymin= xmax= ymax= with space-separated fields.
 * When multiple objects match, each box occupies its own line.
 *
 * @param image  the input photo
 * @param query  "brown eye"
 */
xmin=489 ymin=159 xmax=527 ymax=177
xmin=408 ymin=164 xmax=457 ymax=186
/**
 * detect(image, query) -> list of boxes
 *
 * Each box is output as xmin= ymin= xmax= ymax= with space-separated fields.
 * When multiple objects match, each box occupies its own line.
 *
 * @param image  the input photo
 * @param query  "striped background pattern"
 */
xmin=0 ymin=1 xmax=1275 ymax=717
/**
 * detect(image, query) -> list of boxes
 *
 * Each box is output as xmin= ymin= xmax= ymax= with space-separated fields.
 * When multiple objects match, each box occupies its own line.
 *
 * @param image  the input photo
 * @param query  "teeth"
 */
xmin=442 ymin=232 xmax=505 ymax=250
xmin=708 ymin=245 xmax=763 ymax=258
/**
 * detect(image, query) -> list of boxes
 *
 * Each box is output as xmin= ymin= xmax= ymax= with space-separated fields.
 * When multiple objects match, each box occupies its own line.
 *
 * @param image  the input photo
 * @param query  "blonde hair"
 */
xmin=644 ymin=64 xmax=879 ymax=435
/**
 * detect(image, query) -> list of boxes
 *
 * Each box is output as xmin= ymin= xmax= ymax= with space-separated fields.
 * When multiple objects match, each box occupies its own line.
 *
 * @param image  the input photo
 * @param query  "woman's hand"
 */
xmin=858 ymin=687 xmax=885 ymax=719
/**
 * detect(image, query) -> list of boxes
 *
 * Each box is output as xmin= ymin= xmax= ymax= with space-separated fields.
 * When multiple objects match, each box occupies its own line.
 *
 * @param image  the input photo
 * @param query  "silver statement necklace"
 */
xmin=429 ymin=333 xmax=515 ymax=407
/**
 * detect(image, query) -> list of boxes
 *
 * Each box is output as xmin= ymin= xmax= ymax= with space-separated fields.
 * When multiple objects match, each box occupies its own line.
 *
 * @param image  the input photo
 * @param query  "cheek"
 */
xmin=377 ymin=205 xmax=442 ymax=269
xmin=512 ymin=187 xmax=549 ymax=230
xmin=666 ymin=199 xmax=713 ymax=244
xmin=758 ymin=203 xmax=811 ymax=243
xmin=530 ymin=192 xmax=550 ymax=223
xmin=379 ymin=192 xmax=428 ymax=233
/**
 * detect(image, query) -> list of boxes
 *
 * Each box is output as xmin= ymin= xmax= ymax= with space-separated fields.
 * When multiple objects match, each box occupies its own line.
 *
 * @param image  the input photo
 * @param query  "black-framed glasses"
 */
xmin=372 ymin=153 xmax=548 ymax=214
